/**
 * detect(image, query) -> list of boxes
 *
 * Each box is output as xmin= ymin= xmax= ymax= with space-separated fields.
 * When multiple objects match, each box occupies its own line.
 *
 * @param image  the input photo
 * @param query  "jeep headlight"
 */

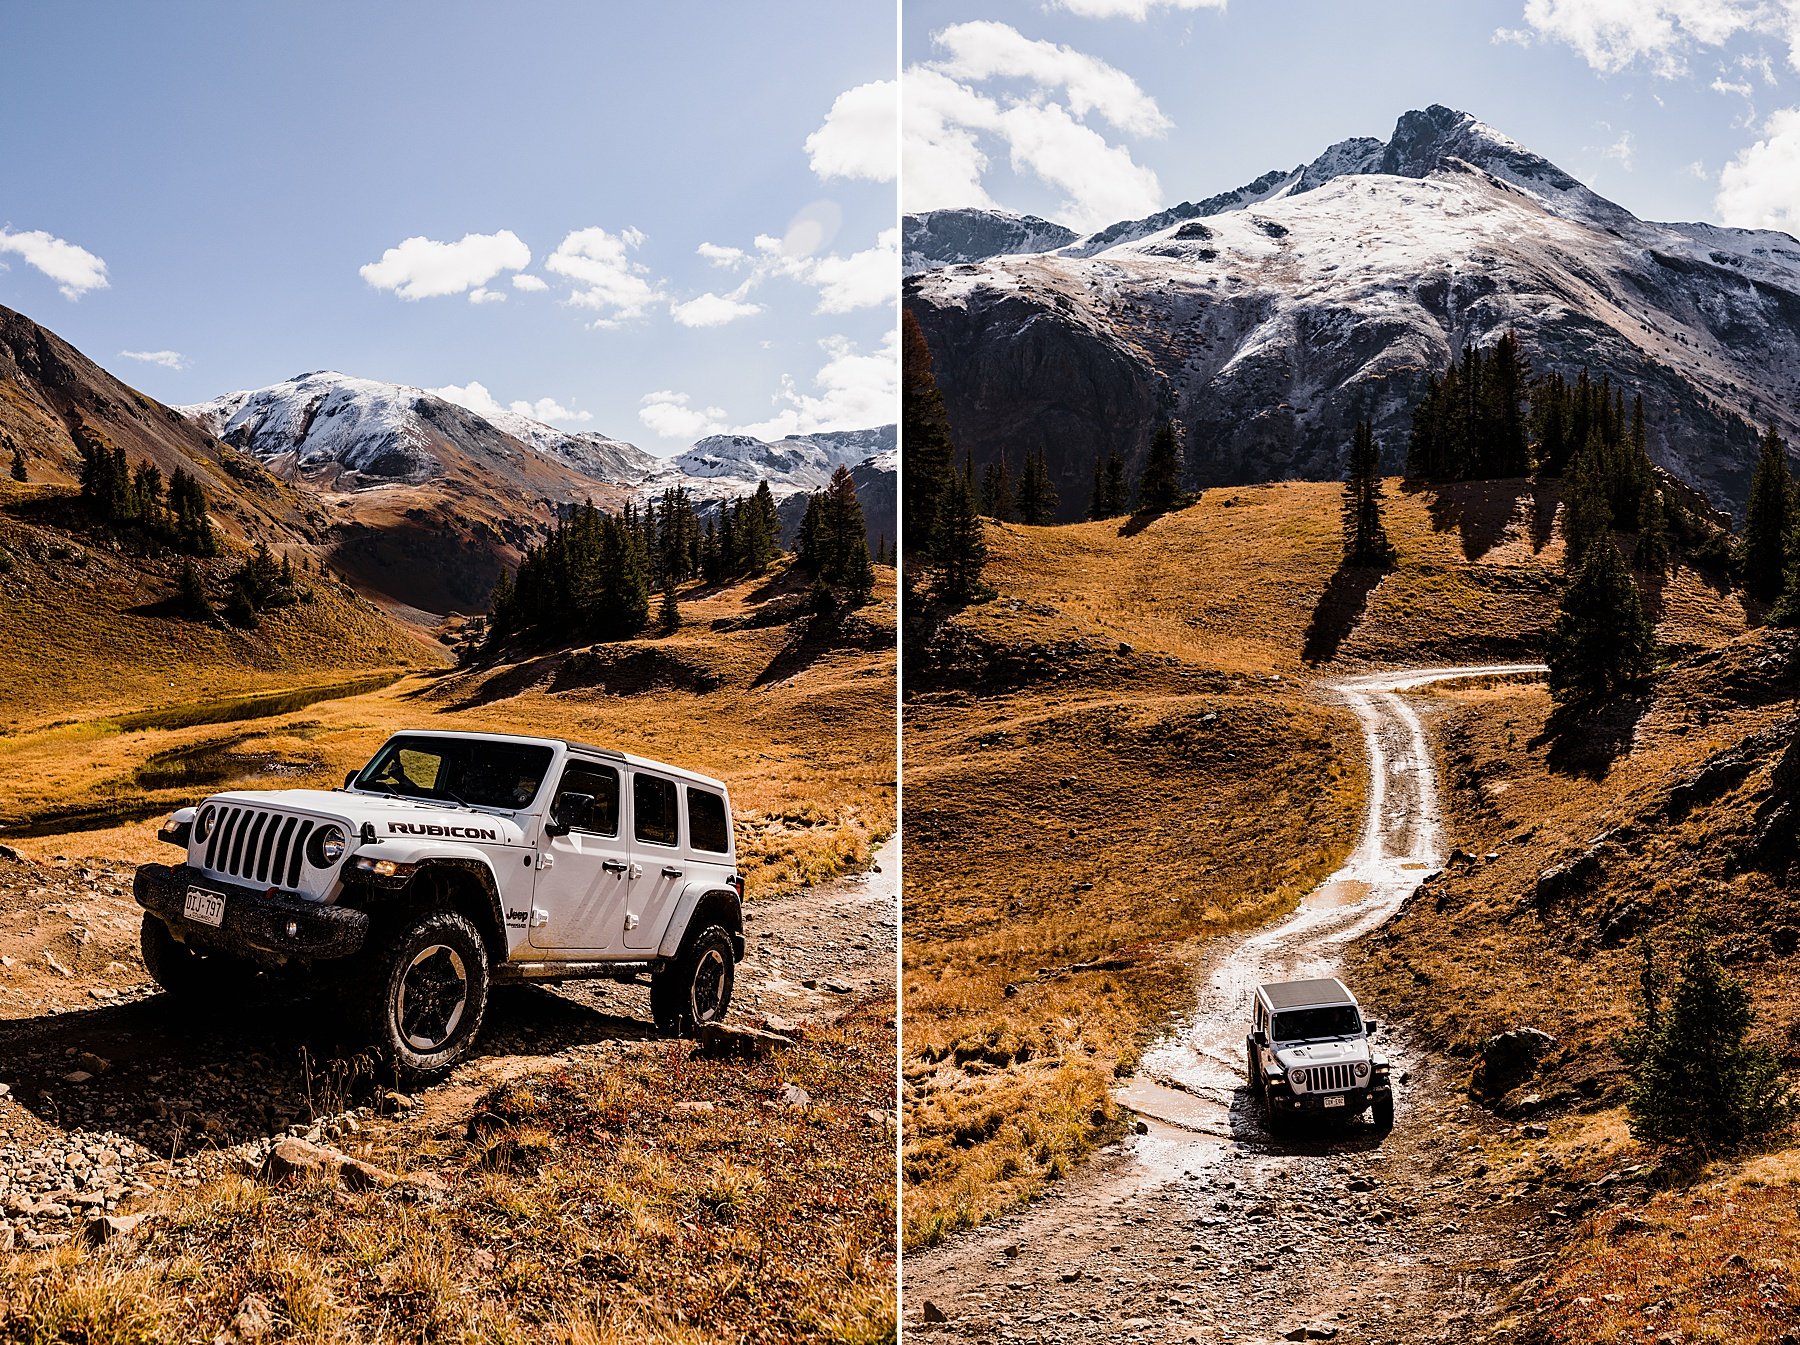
xmin=308 ymin=826 xmax=347 ymax=868
xmin=1287 ymin=1068 xmax=1305 ymax=1087
xmin=193 ymin=805 xmax=216 ymax=841
xmin=1355 ymin=1061 xmax=1370 ymax=1080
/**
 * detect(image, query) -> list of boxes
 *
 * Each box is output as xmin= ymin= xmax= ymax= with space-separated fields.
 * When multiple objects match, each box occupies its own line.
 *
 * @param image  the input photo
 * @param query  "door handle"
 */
xmin=601 ymin=859 xmax=628 ymax=874
xmin=662 ymin=866 xmax=683 ymax=879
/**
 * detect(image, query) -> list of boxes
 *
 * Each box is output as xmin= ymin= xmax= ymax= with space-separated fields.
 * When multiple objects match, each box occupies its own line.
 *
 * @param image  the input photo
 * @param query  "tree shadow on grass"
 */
xmin=1410 ymin=477 xmax=1534 ymax=561
xmin=1529 ymin=690 xmax=1653 ymax=781
xmin=1302 ymin=564 xmax=1388 ymax=665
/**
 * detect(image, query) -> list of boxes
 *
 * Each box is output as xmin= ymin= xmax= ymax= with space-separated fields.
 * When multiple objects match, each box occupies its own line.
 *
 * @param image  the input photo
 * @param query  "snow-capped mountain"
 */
xmin=905 ymin=104 xmax=1800 ymax=517
xmin=903 ymin=209 xmax=1080 ymax=276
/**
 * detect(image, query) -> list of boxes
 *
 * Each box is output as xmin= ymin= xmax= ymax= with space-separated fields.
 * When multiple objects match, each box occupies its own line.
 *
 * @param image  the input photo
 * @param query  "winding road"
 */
xmin=907 ymin=665 xmax=1548 ymax=1345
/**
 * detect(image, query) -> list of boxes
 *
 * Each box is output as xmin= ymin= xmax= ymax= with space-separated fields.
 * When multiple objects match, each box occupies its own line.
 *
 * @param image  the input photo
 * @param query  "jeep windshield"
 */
xmin=353 ymin=737 xmax=554 ymax=811
xmin=1271 ymin=1005 xmax=1363 ymax=1043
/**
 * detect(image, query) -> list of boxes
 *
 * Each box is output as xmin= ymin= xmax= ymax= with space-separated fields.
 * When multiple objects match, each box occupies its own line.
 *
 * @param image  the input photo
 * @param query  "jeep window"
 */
xmin=553 ymin=762 xmax=620 ymax=837
xmin=633 ymin=774 xmax=679 ymax=848
xmin=686 ymin=787 xmax=730 ymax=853
xmin=355 ymin=737 xmax=554 ymax=811
xmin=1271 ymin=1005 xmax=1363 ymax=1042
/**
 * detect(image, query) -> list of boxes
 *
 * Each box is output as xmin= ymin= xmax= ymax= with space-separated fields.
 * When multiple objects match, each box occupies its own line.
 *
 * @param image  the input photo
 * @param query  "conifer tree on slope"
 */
xmin=1103 ymin=448 xmax=1129 ymax=517
xmin=1342 ymin=420 xmax=1397 ymax=568
xmin=980 ymin=456 xmax=1013 ymax=522
xmin=933 ymin=454 xmax=988 ymax=604
xmin=1546 ymin=536 xmax=1654 ymax=702
xmin=1136 ymin=421 xmax=1185 ymax=515
xmin=1739 ymin=423 xmax=1794 ymax=602
xmin=903 ymin=311 xmax=957 ymax=565
xmin=1017 ymin=446 xmax=1059 ymax=525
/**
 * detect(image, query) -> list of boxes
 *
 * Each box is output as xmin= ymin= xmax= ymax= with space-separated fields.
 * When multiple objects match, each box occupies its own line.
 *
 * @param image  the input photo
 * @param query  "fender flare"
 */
xmin=654 ymin=880 xmax=744 ymax=959
xmin=343 ymin=842 xmax=510 ymax=961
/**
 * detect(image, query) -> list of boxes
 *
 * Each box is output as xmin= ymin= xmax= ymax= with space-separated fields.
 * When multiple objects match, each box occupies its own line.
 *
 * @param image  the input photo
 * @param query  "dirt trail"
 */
xmin=906 ymin=668 xmax=1550 ymax=1345
xmin=0 ymin=838 xmax=895 ymax=1250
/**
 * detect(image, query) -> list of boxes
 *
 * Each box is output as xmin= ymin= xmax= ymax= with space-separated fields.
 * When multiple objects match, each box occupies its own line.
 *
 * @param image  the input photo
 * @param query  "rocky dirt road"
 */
xmin=0 ymin=837 xmax=896 ymax=1252
xmin=906 ymin=668 xmax=1567 ymax=1345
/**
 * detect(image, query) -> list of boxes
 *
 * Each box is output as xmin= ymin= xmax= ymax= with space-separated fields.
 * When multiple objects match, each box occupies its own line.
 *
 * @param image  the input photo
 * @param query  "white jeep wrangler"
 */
xmin=134 ymin=730 xmax=745 ymax=1073
xmin=1245 ymin=977 xmax=1394 ymax=1131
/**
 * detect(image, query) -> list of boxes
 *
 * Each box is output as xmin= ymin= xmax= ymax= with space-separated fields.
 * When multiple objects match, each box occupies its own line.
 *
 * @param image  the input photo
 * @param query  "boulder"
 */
xmin=697 ymin=1022 xmax=796 ymax=1060
xmin=1471 ymin=1027 xmax=1557 ymax=1101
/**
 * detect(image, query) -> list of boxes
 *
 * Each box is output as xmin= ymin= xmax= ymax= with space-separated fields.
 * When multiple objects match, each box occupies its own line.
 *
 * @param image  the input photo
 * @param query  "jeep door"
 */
xmin=532 ymin=758 xmax=630 ymax=953
xmin=623 ymin=769 xmax=686 ymax=952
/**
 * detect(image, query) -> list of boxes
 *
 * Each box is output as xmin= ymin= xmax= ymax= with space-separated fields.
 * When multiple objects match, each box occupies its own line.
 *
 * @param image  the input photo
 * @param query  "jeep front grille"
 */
xmin=204 ymin=807 xmax=316 ymax=890
xmin=1302 ymin=1063 xmax=1356 ymax=1093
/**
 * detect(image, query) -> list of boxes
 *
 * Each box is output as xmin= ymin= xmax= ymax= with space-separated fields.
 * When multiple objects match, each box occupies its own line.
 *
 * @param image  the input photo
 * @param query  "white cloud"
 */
xmin=0 ymin=227 xmax=109 ymax=299
xmin=545 ymin=226 xmax=663 ymax=326
xmin=118 ymin=349 xmax=186 ymax=370
xmin=433 ymin=379 xmax=594 ymax=427
xmin=1050 ymin=0 xmax=1226 ymax=14
xmin=901 ymin=22 xmax=1168 ymax=231
xmin=802 ymin=228 xmax=899 ymax=314
xmin=358 ymin=229 xmax=529 ymax=300
xmin=1509 ymin=0 xmax=1798 ymax=77
xmin=468 ymin=287 xmax=506 ymax=304
xmin=805 ymin=80 xmax=897 ymax=182
xmin=1688 ymin=158 xmax=1712 ymax=177
xmin=638 ymin=390 xmax=728 ymax=441
xmin=697 ymin=242 xmax=748 ymax=267
xmin=733 ymin=329 xmax=899 ymax=441
xmin=669 ymin=292 xmax=764 ymax=327
xmin=1714 ymin=75 xmax=1756 ymax=95
xmin=1596 ymin=128 xmax=1636 ymax=168
xmin=1717 ymin=105 xmax=1800 ymax=229
xmin=511 ymin=273 xmax=548 ymax=292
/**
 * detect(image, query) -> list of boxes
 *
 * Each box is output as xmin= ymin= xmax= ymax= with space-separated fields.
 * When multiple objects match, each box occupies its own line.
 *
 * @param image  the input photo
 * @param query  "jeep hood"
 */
xmin=1274 ymin=1039 xmax=1370 ymax=1069
xmin=201 ymin=788 xmax=532 ymax=847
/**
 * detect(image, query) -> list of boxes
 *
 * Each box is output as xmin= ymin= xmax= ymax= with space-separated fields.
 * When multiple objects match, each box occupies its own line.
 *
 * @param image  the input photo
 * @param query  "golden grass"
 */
xmin=0 ymin=1006 xmax=897 ymax=1344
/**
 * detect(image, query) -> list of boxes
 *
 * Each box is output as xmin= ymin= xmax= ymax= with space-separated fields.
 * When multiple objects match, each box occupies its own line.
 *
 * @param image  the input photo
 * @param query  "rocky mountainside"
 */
xmin=905 ymin=105 xmax=1800 ymax=520
xmin=902 ymin=209 xmax=1079 ymax=275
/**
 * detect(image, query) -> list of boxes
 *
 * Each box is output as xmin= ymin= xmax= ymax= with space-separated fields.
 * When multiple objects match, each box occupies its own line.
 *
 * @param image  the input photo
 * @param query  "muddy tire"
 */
xmin=650 ymin=923 xmax=736 ymax=1037
xmin=1371 ymin=1090 xmax=1395 ymax=1131
xmin=140 ymin=913 xmax=249 ymax=1000
xmin=358 ymin=910 xmax=489 ymax=1076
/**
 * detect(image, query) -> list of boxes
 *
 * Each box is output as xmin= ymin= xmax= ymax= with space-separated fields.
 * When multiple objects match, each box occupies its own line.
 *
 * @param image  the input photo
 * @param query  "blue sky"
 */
xmin=903 ymin=0 xmax=1800 ymax=237
xmin=0 ymin=1 xmax=898 ymax=454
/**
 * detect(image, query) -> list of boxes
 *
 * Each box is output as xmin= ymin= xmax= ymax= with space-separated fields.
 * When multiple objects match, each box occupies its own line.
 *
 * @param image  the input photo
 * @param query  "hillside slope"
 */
xmin=905 ymin=105 xmax=1800 ymax=518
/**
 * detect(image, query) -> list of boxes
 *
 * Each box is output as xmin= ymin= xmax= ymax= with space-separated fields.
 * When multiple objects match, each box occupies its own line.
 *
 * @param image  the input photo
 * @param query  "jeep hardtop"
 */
xmin=135 ymin=730 xmax=746 ymax=1072
xmin=1245 ymin=977 xmax=1394 ymax=1131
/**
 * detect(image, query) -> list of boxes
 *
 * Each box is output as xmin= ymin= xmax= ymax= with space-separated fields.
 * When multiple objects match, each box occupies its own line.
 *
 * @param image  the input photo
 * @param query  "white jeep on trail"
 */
xmin=1245 ymin=977 xmax=1394 ymax=1131
xmin=134 ymin=730 xmax=745 ymax=1073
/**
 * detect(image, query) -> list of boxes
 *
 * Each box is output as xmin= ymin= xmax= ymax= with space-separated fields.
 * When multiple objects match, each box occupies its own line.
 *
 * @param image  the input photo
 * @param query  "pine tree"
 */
xmin=176 ymin=560 xmax=213 ymax=622
xmin=1738 ymin=424 xmax=1794 ymax=601
xmin=1624 ymin=932 xmax=1792 ymax=1148
xmin=1103 ymin=449 xmax=1129 ymax=517
xmin=1634 ymin=486 xmax=1670 ymax=577
xmin=932 ymin=455 xmax=987 ymax=604
xmin=1342 ymin=420 xmax=1396 ymax=567
xmin=820 ymin=464 xmax=875 ymax=603
xmin=1088 ymin=456 xmax=1106 ymax=521
xmin=1137 ymin=421 xmax=1185 ymax=515
xmin=8 ymin=441 xmax=24 ymax=483
xmin=903 ymin=311 xmax=957 ymax=567
xmin=980 ymin=457 xmax=1013 ymax=522
xmin=1546 ymin=537 xmax=1655 ymax=702
xmin=1559 ymin=448 xmax=1613 ymax=571
xmin=1016 ymin=447 xmax=1059 ymax=525
xmin=658 ymin=575 xmax=681 ymax=633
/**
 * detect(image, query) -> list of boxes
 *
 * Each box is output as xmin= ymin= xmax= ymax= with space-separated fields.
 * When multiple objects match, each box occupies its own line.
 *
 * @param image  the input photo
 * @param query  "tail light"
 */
xmin=730 ymin=873 xmax=745 ymax=899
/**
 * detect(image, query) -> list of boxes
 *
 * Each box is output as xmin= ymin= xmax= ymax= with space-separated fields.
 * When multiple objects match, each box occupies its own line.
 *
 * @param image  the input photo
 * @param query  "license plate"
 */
xmin=1322 ymin=1094 xmax=1346 ymax=1109
xmin=183 ymin=886 xmax=226 ymax=928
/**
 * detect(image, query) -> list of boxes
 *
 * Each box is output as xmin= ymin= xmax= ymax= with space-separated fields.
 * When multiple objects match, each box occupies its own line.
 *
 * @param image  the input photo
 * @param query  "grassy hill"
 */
xmin=902 ymin=476 xmax=1753 ymax=1247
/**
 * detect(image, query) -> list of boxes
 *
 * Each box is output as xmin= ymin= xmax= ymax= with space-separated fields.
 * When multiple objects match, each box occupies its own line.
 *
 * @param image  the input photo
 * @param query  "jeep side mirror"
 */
xmin=1364 ymin=1018 xmax=1380 ymax=1033
xmin=547 ymin=792 xmax=594 ymax=837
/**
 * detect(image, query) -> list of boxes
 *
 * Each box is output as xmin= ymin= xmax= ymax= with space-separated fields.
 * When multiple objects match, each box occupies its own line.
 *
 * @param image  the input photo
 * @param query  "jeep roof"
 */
xmin=1256 ymin=977 xmax=1358 ymax=1012
xmin=358 ymin=730 xmax=730 ymax=793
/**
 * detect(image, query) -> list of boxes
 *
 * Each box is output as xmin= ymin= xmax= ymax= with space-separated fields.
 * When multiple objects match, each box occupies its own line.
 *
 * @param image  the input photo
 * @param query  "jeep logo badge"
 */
xmin=386 ymin=821 xmax=500 ymax=840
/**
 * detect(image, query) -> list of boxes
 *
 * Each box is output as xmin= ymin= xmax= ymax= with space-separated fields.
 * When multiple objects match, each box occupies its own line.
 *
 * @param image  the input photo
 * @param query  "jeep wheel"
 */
xmin=650 ymin=923 xmax=735 ymax=1037
xmin=361 ymin=911 xmax=489 ymax=1075
xmin=140 ymin=913 xmax=251 ymax=1000
xmin=1371 ymin=1090 xmax=1395 ymax=1131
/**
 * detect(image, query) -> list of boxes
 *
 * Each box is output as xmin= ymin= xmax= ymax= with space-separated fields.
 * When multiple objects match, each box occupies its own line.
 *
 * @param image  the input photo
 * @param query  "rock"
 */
xmin=83 ymin=1212 xmax=153 ymax=1245
xmin=376 ymin=1091 xmax=413 ymax=1116
xmin=339 ymin=1158 xmax=397 ymax=1192
xmin=780 ymin=1084 xmax=811 ymax=1109
xmin=675 ymin=1101 xmax=717 ymax=1116
xmin=696 ymin=1022 xmax=796 ymax=1060
xmin=1522 ymin=1122 xmax=1549 ymax=1139
xmin=921 ymin=1300 xmax=949 ymax=1324
xmin=228 ymin=1293 xmax=275 ymax=1342
xmin=1470 ymin=1028 xmax=1557 ymax=1101
xmin=1284 ymin=1326 xmax=1340 ymax=1341
xmin=822 ymin=978 xmax=854 ymax=994
xmin=75 ymin=1052 xmax=111 ymax=1075
xmin=1134 ymin=1119 xmax=1149 ymax=1134
xmin=260 ymin=1137 xmax=344 ymax=1185
xmin=62 ymin=1071 xmax=94 ymax=1084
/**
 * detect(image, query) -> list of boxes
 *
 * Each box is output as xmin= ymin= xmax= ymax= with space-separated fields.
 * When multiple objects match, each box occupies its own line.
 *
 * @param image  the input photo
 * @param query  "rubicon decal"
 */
xmin=386 ymin=821 xmax=500 ymax=840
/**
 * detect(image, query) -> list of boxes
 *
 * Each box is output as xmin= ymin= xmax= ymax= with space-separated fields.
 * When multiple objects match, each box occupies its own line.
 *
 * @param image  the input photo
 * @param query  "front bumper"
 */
xmin=135 ymin=862 xmax=369 ymax=962
xmin=1268 ymin=1081 xmax=1391 ymax=1114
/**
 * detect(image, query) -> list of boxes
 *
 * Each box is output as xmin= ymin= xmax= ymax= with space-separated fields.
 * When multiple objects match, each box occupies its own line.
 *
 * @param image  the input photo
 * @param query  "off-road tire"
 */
xmin=650 ymin=923 xmax=736 ymax=1037
xmin=358 ymin=910 xmax=490 ymax=1076
xmin=1371 ymin=1090 xmax=1395 ymax=1131
xmin=140 ymin=912 xmax=250 ymax=1000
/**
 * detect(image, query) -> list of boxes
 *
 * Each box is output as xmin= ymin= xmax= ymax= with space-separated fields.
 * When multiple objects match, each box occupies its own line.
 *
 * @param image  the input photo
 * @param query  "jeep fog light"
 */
xmin=1355 ymin=1061 xmax=1370 ymax=1079
xmin=353 ymin=856 xmax=416 ymax=879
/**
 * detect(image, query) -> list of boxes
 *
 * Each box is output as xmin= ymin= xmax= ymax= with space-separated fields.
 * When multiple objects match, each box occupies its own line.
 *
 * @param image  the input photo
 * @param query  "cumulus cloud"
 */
xmin=118 ymin=349 xmax=186 ymax=370
xmin=805 ymin=80 xmax=897 ymax=182
xmin=432 ymin=379 xmax=594 ymax=427
xmin=669 ymin=292 xmax=764 ymax=327
xmin=796 ymin=228 xmax=898 ymax=314
xmin=733 ymin=329 xmax=899 ymax=441
xmin=1717 ymin=105 xmax=1800 ymax=230
xmin=638 ymin=390 xmax=729 ymax=441
xmin=1050 ymin=0 xmax=1226 ymax=14
xmin=545 ymin=226 xmax=663 ymax=326
xmin=511 ymin=273 xmax=548 ymax=292
xmin=468 ymin=287 xmax=506 ymax=304
xmin=1508 ymin=0 xmax=1798 ymax=77
xmin=359 ymin=230 xmax=529 ymax=300
xmin=696 ymin=242 xmax=748 ymax=267
xmin=0 ymin=227 xmax=109 ymax=299
xmin=902 ymin=22 xmax=1167 ymax=231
